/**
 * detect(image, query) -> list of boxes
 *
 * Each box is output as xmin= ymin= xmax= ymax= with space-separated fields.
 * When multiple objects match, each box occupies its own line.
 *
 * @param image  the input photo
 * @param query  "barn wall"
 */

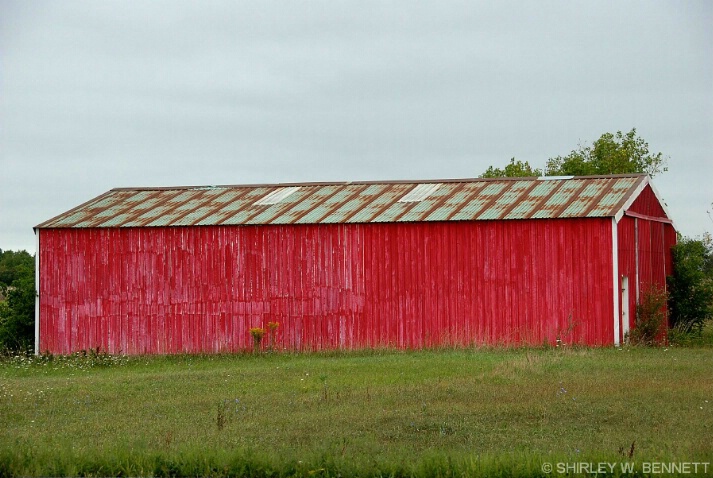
xmin=39 ymin=218 xmax=615 ymax=354
xmin=627 ymin=184 xmax=668 ymax=218
xmin=616 ymin=198 xmax=676 ymax=342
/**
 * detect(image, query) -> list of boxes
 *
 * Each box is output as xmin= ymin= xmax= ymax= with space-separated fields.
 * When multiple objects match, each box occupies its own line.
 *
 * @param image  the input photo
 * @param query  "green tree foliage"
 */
xmin=480 ymin=129 xmax=667 ymax=179
xmin=0 ymin=249 xmax=34 ymax=288
xmin=545 ymin=129 xmax=668 ymax=178
xmin=480 ymin=158 xmax=542 ymax=178
xmin=667 ymin=234 xmax=713 ymax=334
xmin=0 ymin=249 xmax=36 ymax=353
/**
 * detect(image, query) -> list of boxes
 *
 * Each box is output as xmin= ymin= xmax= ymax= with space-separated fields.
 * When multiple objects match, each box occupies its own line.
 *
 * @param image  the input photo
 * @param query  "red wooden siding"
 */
xmin=626 ymin=184 xmax=669 ymax=218
xmin=39 ymin=218 xmax=615 ymax=354
xmin=616 ymin=185 xmax=676 ymax=342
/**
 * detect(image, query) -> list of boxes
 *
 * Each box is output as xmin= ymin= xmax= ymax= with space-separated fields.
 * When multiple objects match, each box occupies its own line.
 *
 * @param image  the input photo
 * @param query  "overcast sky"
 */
xmin=1 ymin=1 xmax=711 ymax=254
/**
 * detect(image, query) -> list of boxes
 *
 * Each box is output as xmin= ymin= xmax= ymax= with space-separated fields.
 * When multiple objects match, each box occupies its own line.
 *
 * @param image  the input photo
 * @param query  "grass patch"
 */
xmin=1 ymin=347 xmax=712 ymax=476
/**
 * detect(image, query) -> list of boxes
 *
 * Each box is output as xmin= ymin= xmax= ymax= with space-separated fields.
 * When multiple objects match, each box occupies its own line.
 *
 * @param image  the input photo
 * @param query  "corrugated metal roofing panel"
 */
xmin=254 ymin=186 xmax=301 ymax=206
xmin=398 ymin=183 xmax=456 ymax=222
xmin=398 ymin=183 xmax=441 ymax=203
xmin=424 ymin=185 xmax=470 ymax=221
xmin=36 ymin=174 xmax=654 ymax=229
xmin=296 ymin=185 xmax=359 ymax=224
xmin=96 ymin=213 xmax=133 ymax=227
xmin=218 ymin=187 xmax=272 ymax=225
xmin=321 ymin=186 xmax=378 ymax=223
xmin=52 ymin=211 xmax=87 ymax=227
xmin=371 ymin=201 xmax=412 ymax=223
xmin=504 ymin=199 xmax=540 ymax=219
xmin=247 ymin=189 xmax=306 ymax=224
xmin=345 ymin=184 xmax=407 ymax=223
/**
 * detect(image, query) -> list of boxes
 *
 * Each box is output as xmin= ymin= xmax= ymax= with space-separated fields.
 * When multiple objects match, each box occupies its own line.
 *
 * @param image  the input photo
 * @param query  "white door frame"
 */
xmin=621 ymin=275 xmax=630 ymax=343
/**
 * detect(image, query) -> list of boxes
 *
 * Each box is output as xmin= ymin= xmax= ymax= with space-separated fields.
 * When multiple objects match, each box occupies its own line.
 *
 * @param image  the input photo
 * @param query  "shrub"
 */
xmin=629 ymin=285 xmax=667 ymax=346
xmin=668 ymin=322 xmax=713 ymax=347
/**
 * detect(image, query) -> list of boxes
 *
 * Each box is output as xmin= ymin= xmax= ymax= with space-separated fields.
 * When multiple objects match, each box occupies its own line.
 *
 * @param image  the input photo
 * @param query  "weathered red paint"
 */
xmin=37 ymin=179 xmax=676 ymax=355
xmin=617 ymin=185 xmax=677 ymax=342
xmin=39 ymin=217 xmax=625 ymax=354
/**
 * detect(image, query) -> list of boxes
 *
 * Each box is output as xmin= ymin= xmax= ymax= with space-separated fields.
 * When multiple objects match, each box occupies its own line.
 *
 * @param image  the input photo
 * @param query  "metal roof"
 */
xmin=36 ymin=174 xmax=654 ymax=229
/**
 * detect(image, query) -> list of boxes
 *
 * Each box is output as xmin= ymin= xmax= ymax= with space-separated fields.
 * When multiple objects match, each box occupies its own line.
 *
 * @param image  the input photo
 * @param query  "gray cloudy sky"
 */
xmin=1 ymin=1 xmax=712 ymax=253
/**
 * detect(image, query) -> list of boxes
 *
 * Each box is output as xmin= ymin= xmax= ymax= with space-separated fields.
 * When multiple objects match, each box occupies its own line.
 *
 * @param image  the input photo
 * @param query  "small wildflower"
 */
xmin=250 ymin=327 xmax=265 ymax=352
xmin=250 ymin=327 xmax=265 ymax=340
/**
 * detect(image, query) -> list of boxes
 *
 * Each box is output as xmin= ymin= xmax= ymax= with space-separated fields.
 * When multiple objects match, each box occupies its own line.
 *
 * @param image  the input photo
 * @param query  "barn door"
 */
xmin=621 ymin=276 xmax=630 ymax=343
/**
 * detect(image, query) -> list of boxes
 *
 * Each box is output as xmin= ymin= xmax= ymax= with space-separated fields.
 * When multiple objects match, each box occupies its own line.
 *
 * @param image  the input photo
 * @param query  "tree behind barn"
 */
xmin=0 ymin=249 xmax=36 ymax=353
xmin=544 ymin=129 xmax=667 ymax=178
xmin=480 ymin=129 xmax=667 ymax=179
xmin=667 ymin=234 xmax=713 ymax=334
xmin=480 ymin=158 xmax=542 ymax=178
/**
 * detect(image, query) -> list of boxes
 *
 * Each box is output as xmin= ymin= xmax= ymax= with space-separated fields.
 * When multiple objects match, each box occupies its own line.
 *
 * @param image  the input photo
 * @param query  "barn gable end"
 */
xmin=35 ymin=174 xmax=675 ymax=354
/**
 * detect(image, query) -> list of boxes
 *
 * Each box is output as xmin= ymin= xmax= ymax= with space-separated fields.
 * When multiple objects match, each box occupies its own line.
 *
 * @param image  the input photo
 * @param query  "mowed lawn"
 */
xmin=1 ymin=346 xmax=712 ymax=477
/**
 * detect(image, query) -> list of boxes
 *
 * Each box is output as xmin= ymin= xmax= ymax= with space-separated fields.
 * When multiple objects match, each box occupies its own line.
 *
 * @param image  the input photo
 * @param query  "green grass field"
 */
xmin=1 ymin=345 xmax=712 ymax=477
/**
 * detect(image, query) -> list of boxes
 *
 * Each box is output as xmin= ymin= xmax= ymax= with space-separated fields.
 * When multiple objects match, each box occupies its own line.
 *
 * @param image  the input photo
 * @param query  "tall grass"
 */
xmin=1 ymin=346 xmax=712 ymax=476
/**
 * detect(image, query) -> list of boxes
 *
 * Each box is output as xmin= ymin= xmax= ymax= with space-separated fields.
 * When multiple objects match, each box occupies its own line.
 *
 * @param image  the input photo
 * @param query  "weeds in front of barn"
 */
xmin=1 ymin=347 xmax=712 ymax=477
xmin=2 ymin=347 xmax=130 ymax=373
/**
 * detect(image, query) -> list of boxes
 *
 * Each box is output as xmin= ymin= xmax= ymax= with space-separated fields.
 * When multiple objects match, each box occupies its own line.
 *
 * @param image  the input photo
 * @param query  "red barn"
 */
xmin=34 ymin=174 xmax=675 ymax=354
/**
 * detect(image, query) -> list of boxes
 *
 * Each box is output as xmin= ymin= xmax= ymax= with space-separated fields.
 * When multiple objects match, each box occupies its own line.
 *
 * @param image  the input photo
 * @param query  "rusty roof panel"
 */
xmin=269 ymin=188 xmax=327 ymax=224
xmin=320 ymin=187 xmax=377 ymax=223
xmin=36 ymin=174 xmax=655 ymax=229
xmin=218 ymin=188 xmax=272 ymax=225
xmin=96 ymin=213 xmax=133 ymax=227
xmin=529 ymin=181 xmax=559 ymax=197
xmin=450 ymin=197 xmax=491 ymax=221
xmin=529 ymin=181 xmax=579 ymax=219
xmin=424 ymin=186 xmax=472 ymax=221
xmin=296 ymin=186 xmax=359 ymax=224
xmin=477 ymin=204 xmax=507 ymax=220
xmin=51 ymin=211 xmax=88 ymax=227
xmin=397 ymin=198 xmax=438 ymax=222
xmin=124 ymin=191 xmax=154 ymax=203
xmin=145 ymin=214 xmax=182 ymax=227
xmin=254 ymin=186 xmax=302 ymax=206
xmin=210 ymin=190 xmax=242 ymax=203
xmin=345 ymin=185 xmax=403 ymax=223
xmin=168 ymin=206 xmax=217 ymax=226
xmin=371 ymin=199 xmax=412 ymax=222
xmin=504 ymin=199 xmax=540 ymax=219
xmin=477 ymin=182 xmax=531 ymax=220
xmin=481 ymin=183 xmax=506 ymax=196
xmin=560 ymin=199 xmax=591 ymax=217
xmin=168 ymin=190 xmax=200 ymax=203
xmin=398 ymin=183 xmax=456 ymax=222
xmin=247 ymin=190 xmax=306 ymax=224
xmin=89 ymin=194 xmax=124 ymax=209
